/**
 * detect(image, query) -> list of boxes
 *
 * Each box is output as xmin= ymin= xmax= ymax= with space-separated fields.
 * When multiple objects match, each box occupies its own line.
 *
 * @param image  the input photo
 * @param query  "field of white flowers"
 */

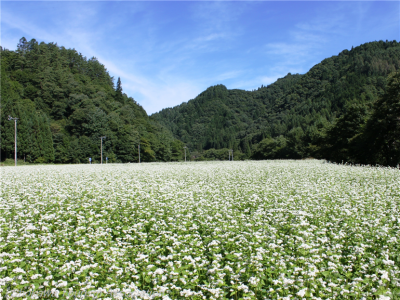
xmin=1 ymin=160 xmax=399 ymax=300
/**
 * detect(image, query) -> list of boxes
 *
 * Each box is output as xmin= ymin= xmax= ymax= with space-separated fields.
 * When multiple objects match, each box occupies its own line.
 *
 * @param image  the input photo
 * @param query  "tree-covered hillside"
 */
xmin=2 ymin=39 xmax=398 ymax=165
xmin=152 ymin=41 xmax=400 ymax=165
xmin=1 ymin=38 xmax=184 ymax=163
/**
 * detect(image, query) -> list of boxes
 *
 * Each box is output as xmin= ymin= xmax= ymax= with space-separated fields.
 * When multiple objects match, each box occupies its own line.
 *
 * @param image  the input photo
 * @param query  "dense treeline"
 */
xmin=152 ymin=41 xmax=400 ymax=166
xmin=317 ymin=71 xmax=400 ymax=166
xmin=1 ymin=38 xmax=185 ymax=163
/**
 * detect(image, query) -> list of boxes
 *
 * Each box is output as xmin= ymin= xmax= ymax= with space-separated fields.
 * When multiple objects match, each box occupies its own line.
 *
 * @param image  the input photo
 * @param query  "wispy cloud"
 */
xmin=262 ymin=3 xmax=353 ymax=74
xmin=214 ymin=70 xmax=244 ymax=82
xmin=96 ymin=55 xmax=205 ymax=114
xmin=1 ymin=1 xmax=398 ymax=114
xmin=231 ymin=73 xmax=298 ymax=91
xmin=192 ymin=1 xmax=246 ymax=33
xmin=1 ymin=11 xmax=56 ymax=50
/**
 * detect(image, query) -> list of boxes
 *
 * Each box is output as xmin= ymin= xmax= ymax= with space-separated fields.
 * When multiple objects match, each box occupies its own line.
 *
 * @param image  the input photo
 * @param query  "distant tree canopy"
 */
xmin=1 ymin=37 xmax=184 ymax=163
xmin=152 ymin=40 xmax=400 ymax=166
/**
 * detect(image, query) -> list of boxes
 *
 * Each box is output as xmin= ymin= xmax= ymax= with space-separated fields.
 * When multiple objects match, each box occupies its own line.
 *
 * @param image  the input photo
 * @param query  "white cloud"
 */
xmin=224 ymin=73 xmax=288 ymax=92
xmin=2 ymin=0 xmax=398 ymax=116
xmin=214 ymin=70 xmax=243 ymax=81
xmin=262 ymin=4 xmax=348 ymax=73
xmin=93 ymin=53 xmax=204 ymax=114
xmin=192 ymin=1 xmax=243 ymax=32
xmin=1 ymin=10 xmax=56 ymax=50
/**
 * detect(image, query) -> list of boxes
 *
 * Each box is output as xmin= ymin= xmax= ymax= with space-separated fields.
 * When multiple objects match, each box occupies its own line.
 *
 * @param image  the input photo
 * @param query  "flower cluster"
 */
xmin=1 ymin=160 xmax=399 ymax=299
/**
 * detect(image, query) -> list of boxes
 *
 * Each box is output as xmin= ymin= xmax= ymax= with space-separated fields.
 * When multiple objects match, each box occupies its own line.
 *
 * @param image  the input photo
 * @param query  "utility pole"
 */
xmin=228 ymin=150 xmax=230 ymax=161
xmin=230 ymin=149 xmax=233 ymax=161
xmin=138 ymin=143 xmax=140 ymax=163
xmin=8 ymin=116 xmax=18 ymax=166
xmin=184 ymin=146 xmax=187 ymax=162
xmin=100 ymin=136 xmax=106 ymax=164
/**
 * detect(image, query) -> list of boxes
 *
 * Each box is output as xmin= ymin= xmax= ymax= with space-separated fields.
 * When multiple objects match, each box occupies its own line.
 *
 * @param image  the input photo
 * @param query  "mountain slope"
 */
xmin=1 ymin=38 xmax=184 ymax=163
xmin=152 ymin=40 xmax=400 ymax=160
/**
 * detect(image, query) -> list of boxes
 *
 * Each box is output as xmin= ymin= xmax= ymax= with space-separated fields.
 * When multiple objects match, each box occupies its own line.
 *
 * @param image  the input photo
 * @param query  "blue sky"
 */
xmin=1 ymin=1 xmax=399 ymax=114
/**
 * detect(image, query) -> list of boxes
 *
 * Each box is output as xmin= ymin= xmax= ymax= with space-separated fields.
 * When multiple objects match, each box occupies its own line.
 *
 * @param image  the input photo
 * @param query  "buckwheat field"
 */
xmin=1 ymin=160 xmax=399 ymax=300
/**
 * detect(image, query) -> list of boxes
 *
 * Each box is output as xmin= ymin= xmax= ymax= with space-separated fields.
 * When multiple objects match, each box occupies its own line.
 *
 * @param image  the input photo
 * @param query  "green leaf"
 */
xmin=322 ymin=271 xmax=330 ymax=278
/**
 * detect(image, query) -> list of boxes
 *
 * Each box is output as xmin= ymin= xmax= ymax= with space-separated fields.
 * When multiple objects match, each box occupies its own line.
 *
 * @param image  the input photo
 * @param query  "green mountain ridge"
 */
xmin=1 ymin=38 xmax=184 ymax=163
xmin=151 ymin=40 xmax=400 ymax=165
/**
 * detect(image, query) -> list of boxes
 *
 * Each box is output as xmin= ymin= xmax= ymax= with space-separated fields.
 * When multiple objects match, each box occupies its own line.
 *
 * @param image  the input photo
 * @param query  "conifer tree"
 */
xmin=116 ymin=77 xmax=123 ymax=103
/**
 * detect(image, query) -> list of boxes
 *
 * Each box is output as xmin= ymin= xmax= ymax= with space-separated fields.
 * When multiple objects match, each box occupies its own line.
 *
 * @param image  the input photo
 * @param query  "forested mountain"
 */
xmin=152 ymin=41 xmax=400 ymax=166
xmin=1 ymin=39 xmax=399 ymax=166
xmin=1 ymin=38 xmax=184 ymax=163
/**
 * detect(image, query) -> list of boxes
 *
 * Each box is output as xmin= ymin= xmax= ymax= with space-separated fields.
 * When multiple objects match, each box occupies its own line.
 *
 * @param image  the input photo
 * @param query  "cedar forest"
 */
xmin=1 ymin=38 xmax=400 ymax=166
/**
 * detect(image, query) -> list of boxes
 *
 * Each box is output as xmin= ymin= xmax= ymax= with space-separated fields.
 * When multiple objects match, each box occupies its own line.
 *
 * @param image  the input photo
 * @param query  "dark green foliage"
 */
xmin=195 ymin=148 xmax=245 ymax=161
xmin=152 ymin=41 xmax=400 ymax=165
xmin=348 ymin=72 xmax=400 ymax=167
xmin=171 ymin=140 xmax=184 ymax=161
xmin=316 ymin=103 xmax=371 ymax=164
xmin=1 ymin=97 xmax=54 ymax=163
xmin=115 ymin=77 xmax=123 ymax=104
xmin=364 ymin=72 xmax=400 ymax=166
xmin=1 ymin=38 xmax=181 ymax=163
xmin=252 ymin=136 xmax=288 ymax=160
xmin=317 ymin=71 xmax=400 ymax=166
